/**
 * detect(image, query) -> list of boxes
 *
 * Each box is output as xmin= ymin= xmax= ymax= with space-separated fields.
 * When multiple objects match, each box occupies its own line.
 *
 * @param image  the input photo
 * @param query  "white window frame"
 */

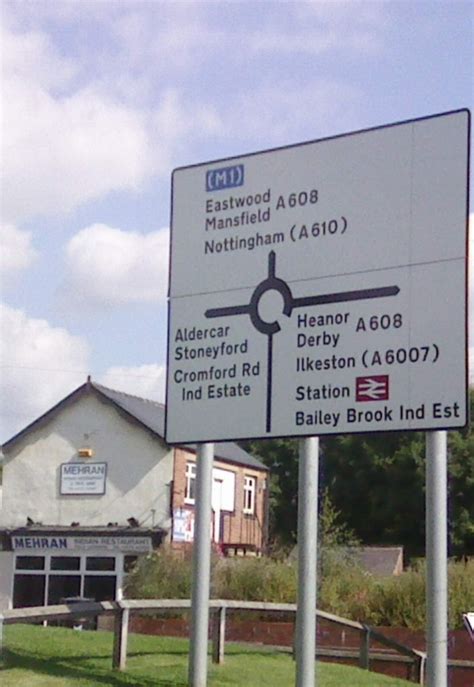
xmin=185 ymin=462 xmax=197 ymax=504
xmin=12 ymin=551 xmax=122 ymax=605
xmin=243 ymin=475 xmax=256 ymax=515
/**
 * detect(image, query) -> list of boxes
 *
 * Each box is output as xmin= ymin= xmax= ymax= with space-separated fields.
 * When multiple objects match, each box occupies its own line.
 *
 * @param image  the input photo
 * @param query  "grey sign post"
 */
xmin=295 ymin=437 xmax=319 ymax=687
xmin=188 ymin=443 xmax=214 ymax=687
xmin=166 ymin=110 xmax=469 ymax=686
xmin=426 ymin=431 xmax=448 ymax=687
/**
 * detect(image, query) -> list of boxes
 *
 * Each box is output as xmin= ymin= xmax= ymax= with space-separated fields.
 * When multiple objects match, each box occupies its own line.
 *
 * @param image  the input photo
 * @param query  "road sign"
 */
xmin=165 ymin=110 xmax=470 ymax=443
xmin=463 ymin=613 xmax=474 ymax=641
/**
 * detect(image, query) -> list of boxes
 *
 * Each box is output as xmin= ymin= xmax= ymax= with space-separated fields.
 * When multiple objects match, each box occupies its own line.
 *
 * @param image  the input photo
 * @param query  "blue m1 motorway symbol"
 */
xmin=206 ymin=164 xmax=244 ymax=192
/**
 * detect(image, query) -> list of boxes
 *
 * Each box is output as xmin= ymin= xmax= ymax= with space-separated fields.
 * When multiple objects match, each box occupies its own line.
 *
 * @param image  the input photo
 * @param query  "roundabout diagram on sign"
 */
xmin=205 ymin=250 xmax=400 ymax=432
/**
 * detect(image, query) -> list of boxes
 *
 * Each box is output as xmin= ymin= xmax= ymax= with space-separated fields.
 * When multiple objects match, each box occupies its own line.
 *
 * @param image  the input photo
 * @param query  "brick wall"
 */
xmin=171 ymin=447 xmax=267 ymax=552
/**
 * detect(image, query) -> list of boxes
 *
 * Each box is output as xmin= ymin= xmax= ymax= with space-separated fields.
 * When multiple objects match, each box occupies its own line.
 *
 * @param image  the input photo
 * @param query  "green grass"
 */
xmin=1 ymin=624 xmax=412 ymax=686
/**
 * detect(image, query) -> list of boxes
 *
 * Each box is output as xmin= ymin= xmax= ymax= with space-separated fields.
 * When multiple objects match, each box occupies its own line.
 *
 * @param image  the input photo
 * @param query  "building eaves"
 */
xmin=2 ymin=379 xmax=267 ymax=472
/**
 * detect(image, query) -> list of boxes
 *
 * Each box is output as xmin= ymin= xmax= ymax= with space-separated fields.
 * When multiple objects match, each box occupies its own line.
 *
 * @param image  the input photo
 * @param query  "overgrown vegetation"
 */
xmin=125 ymin=547 xmax=298 ymax=604
xmin=213 ymin=555 xmax=297 ymax=603
xmin=125 ymin=548 xmax=474 ymax=630
xmin=126 ymin=414 xmax=474 ymax=632
xmin=125 ymin=544 xmax=194 ymax=599
xmin=319 ymin=557 xmax=474 ymax=630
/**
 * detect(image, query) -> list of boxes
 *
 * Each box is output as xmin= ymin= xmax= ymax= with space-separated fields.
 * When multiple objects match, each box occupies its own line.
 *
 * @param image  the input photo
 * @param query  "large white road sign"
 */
xmin=165 ymin=110 xmax=470 ymax=443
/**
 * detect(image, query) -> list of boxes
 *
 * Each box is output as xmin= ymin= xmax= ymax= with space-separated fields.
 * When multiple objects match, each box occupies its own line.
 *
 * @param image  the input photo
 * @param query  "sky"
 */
xmin=0 ymin=0 xmax=472 ymax=443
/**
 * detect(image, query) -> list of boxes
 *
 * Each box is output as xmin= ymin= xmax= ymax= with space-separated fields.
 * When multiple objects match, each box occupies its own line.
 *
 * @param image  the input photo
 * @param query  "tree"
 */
xmin=321 ymin=431 xmax=426 ymax=557
xmin=448 ymin=390 xmax=474 ymax=555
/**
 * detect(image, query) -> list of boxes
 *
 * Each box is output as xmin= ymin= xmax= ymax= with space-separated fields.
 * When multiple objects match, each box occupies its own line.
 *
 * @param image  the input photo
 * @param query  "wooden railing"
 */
xmin=2 ymin=599 xmax=473 ymax=683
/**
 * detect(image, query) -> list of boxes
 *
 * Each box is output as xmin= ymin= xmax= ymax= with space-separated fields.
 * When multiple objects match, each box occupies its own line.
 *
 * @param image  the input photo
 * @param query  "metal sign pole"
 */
xmin=296 ymin=436 xmax=319 ymax=687
xmin=189 ymin=442 xmax=214 ymax=687
xmin=425 ymin=430 xmax=448 ymax=687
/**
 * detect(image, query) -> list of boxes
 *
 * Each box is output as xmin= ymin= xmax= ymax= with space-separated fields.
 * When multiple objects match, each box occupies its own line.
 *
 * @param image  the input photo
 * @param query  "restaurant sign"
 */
xmin=60 ymin=462 xmax=107 ymax=495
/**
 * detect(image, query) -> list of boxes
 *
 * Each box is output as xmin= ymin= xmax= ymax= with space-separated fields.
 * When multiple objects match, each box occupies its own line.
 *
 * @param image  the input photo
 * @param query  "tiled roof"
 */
xmin=351 ymin=546 xmax=404 ymax=576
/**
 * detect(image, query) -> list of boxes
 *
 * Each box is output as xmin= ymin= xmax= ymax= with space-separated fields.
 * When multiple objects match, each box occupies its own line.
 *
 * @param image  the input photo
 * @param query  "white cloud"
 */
xmin=152 ymin=89 xmax=222 ymax=147
xmin=1 ymin=23 xmax=77 ymax=90
xmin=0 ymin=224 xmax=38 ymax=283
xmin=62 ymin=223 xmax=169 ymax=308
xmin=110 ymin=2 xmax=387 ymax=78
xmin=249 ymin=2 xmax=388 ymax=57
xmin=216 ymin=79 xmax=362 ymax=145
xmin=0 ymin=7 xmax=378 ymax=227
xmin=0 ymin=303 xmax=90 ymax=441
xmin=295 ymin=1 xmax=387 ymax=29
xmin=100 ymin=364 xmax=166 ymax=403
xmin=1 ymin=25 xmax=155 ymax=223
xmin=112 ymin=5 xmax=221 ymax=73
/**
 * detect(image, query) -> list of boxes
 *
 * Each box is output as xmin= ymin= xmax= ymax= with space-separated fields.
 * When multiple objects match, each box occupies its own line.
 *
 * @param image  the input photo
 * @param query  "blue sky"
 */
xmin=1 ymin=0 xmax=472 ymax=442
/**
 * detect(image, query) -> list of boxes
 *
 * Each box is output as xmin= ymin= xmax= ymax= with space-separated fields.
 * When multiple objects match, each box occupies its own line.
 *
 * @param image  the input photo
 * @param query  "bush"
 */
xmin=125 ymin=546 xmax=474 ymax=630
xmin=125 ymin=547 xmax=297 ymax=603
xmin=213 ymin=556 xmax=297 ymax=603
xmin=448 ymin=558 xmax=474 ymax=629
xmin=362 ymin=567 xmax=426 ymax=629
xmin=319 ymin=558 xmax=474 ymax=630
xmin=125 ymin=546 xmax=193 ymax=599
xmin=318 ymin=555 xmax=373 ymax=619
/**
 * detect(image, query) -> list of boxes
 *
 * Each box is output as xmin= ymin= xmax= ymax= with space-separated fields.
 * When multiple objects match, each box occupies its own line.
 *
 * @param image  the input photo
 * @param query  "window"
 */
xmin=51 ymin=557 xmax=80 ymax=571
xmin=86 ymin=557 xmax=115 ymax=571
xmin=243 ymin=476 xmax=256 ymax=514
xmin=84 ymin=575 xmax=116 ymax=601
xmin=16 ymin=556 xmax=45 ymax=570
xmin=13 ymin=574 xmax=45 ymax=607
xmin=47 ymin=575 xmax=81 ymax=604
xmin=12 ymin=552 xmax=121 ymax=608
xmin=185 ymin=462 xmax=197 ymax=503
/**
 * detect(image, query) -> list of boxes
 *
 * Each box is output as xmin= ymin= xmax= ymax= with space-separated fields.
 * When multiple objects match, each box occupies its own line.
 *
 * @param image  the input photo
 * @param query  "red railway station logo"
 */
xmin=356 ymin=375 xmax=390 ymax=402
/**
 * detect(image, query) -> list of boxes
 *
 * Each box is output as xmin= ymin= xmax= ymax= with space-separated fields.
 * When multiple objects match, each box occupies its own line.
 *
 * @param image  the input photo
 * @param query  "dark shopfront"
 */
xmin=4 ymin=527 xmax=165 ymax=608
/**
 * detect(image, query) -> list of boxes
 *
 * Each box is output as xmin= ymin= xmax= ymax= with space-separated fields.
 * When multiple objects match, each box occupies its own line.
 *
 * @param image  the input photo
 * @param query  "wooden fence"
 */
xmin=1 ymin=599 xmax=473 ymax=684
